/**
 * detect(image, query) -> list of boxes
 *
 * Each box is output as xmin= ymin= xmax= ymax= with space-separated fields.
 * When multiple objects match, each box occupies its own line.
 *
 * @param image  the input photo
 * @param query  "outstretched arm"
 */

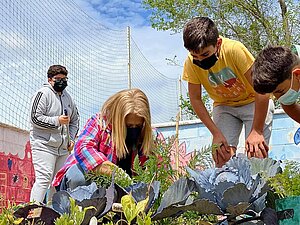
xmin=246 ymin=93 xmax=270 ymax=158
xmin=245 ymin=66 xmax=270 ymax=158
xmin=188 ymin=82 xmax=227 ymax=164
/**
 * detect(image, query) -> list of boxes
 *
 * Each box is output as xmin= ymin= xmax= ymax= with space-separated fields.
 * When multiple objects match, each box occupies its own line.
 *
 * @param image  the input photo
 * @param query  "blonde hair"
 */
xmin=100 ymin=88 xmax=153 ymax=159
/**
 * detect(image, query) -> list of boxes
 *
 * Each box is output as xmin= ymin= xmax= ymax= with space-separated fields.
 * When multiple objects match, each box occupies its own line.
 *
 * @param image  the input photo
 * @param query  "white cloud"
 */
xmin=74 ymin=0 xmax=149 ymax=27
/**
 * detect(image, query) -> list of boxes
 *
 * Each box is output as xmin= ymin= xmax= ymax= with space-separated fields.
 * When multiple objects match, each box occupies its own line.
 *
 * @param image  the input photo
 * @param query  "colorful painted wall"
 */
xmin=0 ymin=124 xmax=34 ymax=208
xmin=155 ymin=110 xmax=300 ymax=163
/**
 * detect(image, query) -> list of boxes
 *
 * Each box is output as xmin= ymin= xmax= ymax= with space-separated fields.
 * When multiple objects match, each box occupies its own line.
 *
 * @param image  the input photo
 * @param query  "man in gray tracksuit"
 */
xmin=29 ymin=65 xmax=79 ymax=203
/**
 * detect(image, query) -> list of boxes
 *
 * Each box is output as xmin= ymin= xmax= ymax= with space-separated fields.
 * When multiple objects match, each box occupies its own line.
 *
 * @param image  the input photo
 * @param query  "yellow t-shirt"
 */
xmin=182 ymin=37 xmax=255 ymax=106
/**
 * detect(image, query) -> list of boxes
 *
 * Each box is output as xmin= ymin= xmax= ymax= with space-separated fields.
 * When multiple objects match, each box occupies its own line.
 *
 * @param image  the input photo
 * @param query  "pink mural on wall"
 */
xmin=0 ymin=141 xmax=35 ymax=209
xmin=170 ymin=141 xmax=193 ymax=168
xmin=158 ymin=131 xmax=192 ymax=170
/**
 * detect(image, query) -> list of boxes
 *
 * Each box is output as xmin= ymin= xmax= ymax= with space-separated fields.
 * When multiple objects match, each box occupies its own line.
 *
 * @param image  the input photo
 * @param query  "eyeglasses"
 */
xmin=52 ymin=77 xmax=68 ymax=82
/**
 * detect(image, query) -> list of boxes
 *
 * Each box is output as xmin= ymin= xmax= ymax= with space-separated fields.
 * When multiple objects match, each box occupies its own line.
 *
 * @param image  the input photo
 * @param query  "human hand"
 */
xmin=215 ymin=145 xmax=236 ymax=168
xmin=212 ymin=133 xmax=229 ymax=166
xmin=101 ymin=161 xmax=118 ymax=174
xmin=67 ymin=140 xmax=74 ymax=152
xmin=100 ymin=163 xmax=133 ymax=186
xmin=59 ymin=115 xmax=70 ymax=125
xmin=90 ymin=162 xmax=133 ymax=188
xmin=245 ymin=130 xmax=268 ymax=158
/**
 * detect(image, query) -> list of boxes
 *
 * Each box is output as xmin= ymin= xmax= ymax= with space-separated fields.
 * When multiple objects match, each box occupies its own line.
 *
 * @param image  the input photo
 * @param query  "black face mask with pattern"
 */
xmin=53 ymin=79 xmax=68 ymax=92
xmin=126 ymin=127 xmax=142 ymax=146
xmin=193 ymin=51 xmax=218 ymax=70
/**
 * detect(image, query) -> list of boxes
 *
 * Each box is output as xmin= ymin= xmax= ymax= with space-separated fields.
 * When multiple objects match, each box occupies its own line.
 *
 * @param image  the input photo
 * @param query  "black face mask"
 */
xmin=126 ymin=127 xmax=141 ymax=146
xmin=53 ymin=79 xmax=68 ymax=92
xmin=193 ymin=52 xmax=218 ymax=70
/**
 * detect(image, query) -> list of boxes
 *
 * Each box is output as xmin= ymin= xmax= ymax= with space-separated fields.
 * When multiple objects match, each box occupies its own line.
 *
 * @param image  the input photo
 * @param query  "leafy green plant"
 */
xmin=121 ymin=194 xmax=151 ymax=225
xmin=0 ymin=201 xmax=24 ymax=225
xmin=268 ymin=160 xmax=300 ymax=198
xmin=101 ymin=194 xmax=152 ymax=225
xmin=54 ymin=197 xmax=95 ymax=225
xmin=0 ymin=208 xmax=23 ymax=225
xmin=99 ymin=211 xmax=117 ymax=225
xmin=133 ymin=136 xmax=176 ymax=194
xmin=85 ymin=170 xmax=111 ymax=188
xmin=133 ymin=139 xmax=218 ymax=224
xmin=85 ymin=166 xmax=133 ymax=188
xmin=152 ymin=211 xmax=218 ymax=225
xmin=187 ymin=145 xmax=215 ymax=171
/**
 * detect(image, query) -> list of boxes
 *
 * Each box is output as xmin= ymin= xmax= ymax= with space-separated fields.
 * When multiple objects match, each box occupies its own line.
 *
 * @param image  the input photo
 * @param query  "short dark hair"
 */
xmin=252 ymin=46 xmax=300 ymax=94
xmin=47 ymin=65 xmax=68 ymax=78
xmin=183 ymin=17 xmax=219 ymax=52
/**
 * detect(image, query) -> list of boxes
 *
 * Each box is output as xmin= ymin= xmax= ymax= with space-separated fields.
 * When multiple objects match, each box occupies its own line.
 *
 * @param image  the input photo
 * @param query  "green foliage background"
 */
xmin=142 ymin=0 xmax=300 ymax=55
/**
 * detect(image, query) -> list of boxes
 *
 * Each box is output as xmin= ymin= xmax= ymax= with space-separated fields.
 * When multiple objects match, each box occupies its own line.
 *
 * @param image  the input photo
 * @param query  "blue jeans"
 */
xmin=59 ymin=163 xmax=88 ymax=190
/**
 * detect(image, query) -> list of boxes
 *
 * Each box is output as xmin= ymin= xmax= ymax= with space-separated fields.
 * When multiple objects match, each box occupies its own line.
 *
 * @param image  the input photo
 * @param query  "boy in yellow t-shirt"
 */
xmin=182 ymin=17 xmax=274 ymax=166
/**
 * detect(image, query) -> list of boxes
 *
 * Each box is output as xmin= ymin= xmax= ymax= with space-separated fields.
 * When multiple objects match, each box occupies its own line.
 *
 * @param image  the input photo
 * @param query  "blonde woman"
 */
xmin=52 ymin=88 xmax=154 ymax=190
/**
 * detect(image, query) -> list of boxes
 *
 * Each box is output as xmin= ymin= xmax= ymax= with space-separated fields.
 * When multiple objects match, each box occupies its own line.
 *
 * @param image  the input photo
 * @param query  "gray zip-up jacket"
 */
xmin=29 ymin=83 xmax=79 ymax=155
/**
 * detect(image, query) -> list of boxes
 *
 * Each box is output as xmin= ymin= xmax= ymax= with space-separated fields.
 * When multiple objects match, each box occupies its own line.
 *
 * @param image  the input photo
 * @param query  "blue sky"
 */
xmin=73 ymin=0 xmax=187 ymax=80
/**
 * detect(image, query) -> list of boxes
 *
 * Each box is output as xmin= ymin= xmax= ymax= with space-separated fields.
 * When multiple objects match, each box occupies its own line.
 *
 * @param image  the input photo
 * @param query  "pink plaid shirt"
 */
xmin=52 ymin=114 xmax=149 ymax=186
